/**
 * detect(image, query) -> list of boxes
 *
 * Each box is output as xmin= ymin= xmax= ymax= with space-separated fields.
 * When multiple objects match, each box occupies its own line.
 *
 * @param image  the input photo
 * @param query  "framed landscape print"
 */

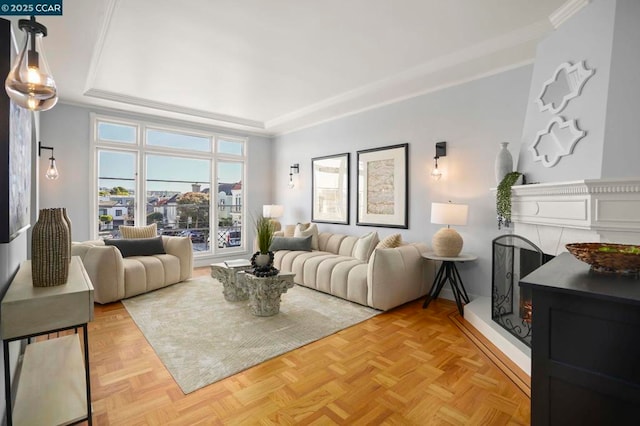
xmin=311 ymin=153 xmax=350 ymax=224
xmin=0 ymin=18 xmax=32 ymax=243
xmin=357 ymin=143 xmax=408 ymax=228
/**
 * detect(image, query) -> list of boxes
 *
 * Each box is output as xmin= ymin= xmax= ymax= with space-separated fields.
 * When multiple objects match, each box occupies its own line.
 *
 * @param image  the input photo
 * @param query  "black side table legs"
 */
xmin=423 ymin=261 xmax=470 ymax=316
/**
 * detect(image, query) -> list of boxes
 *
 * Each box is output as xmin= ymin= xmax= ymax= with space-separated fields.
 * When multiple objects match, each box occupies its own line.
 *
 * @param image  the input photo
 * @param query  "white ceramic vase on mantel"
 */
xmin=495 ymin=142 xmax=514 ymax=185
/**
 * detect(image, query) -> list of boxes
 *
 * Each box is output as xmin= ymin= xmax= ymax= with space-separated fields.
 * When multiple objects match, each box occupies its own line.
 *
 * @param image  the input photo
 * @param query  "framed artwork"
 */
xmin=0 ymin=18 xmax=33 ymax=243
xmin=357 ymin=143 xmax=408 ymax=228
xmin=311 ymin=152 xmax=350 ymax=225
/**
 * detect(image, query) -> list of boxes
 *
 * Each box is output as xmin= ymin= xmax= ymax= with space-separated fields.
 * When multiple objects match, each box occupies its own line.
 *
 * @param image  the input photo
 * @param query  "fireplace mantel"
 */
xmin=465 ymin=178 xmax=640 ymax=377
xmin=510 ymin=178 xmax=640 ymax=255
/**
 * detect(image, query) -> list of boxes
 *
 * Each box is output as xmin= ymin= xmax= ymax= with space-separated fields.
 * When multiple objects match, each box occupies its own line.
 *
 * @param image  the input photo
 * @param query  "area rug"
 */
xmin=122 ymin=276 xmax=380 ymax=394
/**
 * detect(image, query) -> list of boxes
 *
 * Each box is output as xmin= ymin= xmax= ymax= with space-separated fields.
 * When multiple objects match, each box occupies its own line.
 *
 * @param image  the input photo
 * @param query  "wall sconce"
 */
xmin=5 ymin=16 xmax=58 ymax=111
xmin=430 ymin=141 xmax=447 ymax=180
xmin=38 ymin=141 xmax=59 ymax=180
xmin=288 ymin=163 xmax=299 ymax=189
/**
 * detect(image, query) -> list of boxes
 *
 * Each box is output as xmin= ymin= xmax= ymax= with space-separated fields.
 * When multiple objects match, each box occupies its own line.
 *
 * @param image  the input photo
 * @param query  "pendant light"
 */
xmin=5 ymin=16 xmax=58 ymax=111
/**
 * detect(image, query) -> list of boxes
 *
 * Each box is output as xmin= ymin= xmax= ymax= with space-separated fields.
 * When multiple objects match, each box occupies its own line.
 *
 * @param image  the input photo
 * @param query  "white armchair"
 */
xmin=72 ymin=236 xmax=193 ymax=304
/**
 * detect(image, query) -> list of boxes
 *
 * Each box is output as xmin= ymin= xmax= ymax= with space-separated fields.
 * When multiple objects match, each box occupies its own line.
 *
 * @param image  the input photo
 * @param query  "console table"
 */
xmin=1 ymin=256 xmax=94 ymax=426
xmin=520 ymin=253 xmax=640 ymax=425
xmin=237 ymin=272 xmax=295 ymax=316
xmin=421 ymin=252 xmax=476 ymax=316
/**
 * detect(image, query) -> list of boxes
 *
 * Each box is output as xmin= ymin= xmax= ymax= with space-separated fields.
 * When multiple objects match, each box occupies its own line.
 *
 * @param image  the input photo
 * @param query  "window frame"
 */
xmin=91 ymin=113 xmax=247 ymax=258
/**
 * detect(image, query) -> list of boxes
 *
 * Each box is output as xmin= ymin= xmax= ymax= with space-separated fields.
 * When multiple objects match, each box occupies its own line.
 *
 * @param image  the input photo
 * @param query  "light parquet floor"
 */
xmin=83 ymin=268 xmax=530 ymax=425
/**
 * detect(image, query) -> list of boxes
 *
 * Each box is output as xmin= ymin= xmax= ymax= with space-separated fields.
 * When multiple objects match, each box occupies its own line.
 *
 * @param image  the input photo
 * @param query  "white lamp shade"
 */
xmin=431 ymin=202 xmax=468 ymax=226
xmin=262 ymin=204 xmax=284 ymax=218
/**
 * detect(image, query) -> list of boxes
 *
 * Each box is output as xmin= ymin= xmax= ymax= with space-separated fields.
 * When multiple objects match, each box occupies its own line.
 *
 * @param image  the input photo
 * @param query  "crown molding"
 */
xmin=266 ymin=19 xmax=551 ymax=131
xmin=549 ymin=0 xmax=590 ymax=29
xmin=274 ymin=59 xmax=535 ymax=137
xmin=83 ymin=89 xmax=265 ymax=130
xmin=83 ymin=0 xmax=119 ymax=95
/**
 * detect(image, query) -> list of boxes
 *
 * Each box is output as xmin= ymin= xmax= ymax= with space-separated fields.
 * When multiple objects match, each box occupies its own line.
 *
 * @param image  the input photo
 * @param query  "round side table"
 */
xmin=421 ymin=252 xmax=477 ymax=316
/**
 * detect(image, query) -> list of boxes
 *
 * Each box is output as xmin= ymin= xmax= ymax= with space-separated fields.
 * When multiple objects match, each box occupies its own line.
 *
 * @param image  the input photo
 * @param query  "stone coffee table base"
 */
xmin=238 ymin=272 xmax=296 ymax=316
xmin=210 ymin=263 xmax=249 ymax=302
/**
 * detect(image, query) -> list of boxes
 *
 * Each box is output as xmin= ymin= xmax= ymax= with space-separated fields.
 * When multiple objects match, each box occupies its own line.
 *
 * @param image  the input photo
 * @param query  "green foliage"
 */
xmin=496 ymin=172 xmax=522 ymax=229
xmin=218 ymin=217 xmax=233 ymax=227
xmin=110 ymin=186 xmax=130 ymax=195
xmin=147 ymin=212 xmax=164 ymax=224
xmin=255 ymin=215 xmax=275 ymax=254
xmin=99 ymin=190 xmax=110 ymax=196
xmin=99 ymin=214 xmax=113 ymax=223
xmin=177 ymin=192 xmax=210 ymax=228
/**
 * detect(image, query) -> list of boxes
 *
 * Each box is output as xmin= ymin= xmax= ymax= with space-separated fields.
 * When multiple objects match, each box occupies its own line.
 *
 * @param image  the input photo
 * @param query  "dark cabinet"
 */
xmin=520 ymin=253 xmax=640 ymax=426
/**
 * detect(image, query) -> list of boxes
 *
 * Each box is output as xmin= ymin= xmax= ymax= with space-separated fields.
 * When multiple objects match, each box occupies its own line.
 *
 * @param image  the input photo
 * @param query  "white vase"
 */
xmin=495 ymin=142 xmax=513 ymax=185
xmin=255 ymin=253 xmax=271 ymax=267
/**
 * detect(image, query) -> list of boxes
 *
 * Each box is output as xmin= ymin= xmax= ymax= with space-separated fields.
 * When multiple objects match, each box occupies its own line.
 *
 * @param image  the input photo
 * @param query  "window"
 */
xmin=216 ymin=161 xmax=244 ymax=249
xmin=93 ymin=115 xmax=246 ymax=257
xmin=97 ymin=121 xmax=137 ymax=144
xmin=146 ymin=128 xmax=211 ymax=152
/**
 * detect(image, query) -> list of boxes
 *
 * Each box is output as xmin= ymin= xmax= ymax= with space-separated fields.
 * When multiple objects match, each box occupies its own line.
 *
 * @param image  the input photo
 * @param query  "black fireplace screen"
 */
xmin=492 ymin=234 xmax=552 ymax=347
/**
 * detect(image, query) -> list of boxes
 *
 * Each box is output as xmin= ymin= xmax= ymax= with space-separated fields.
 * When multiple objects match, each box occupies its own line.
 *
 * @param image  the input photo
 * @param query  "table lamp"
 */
xmin=262 ymin=205 xmax=284 ymax=231
xmin=431 ymin=202 xmax=469 ymax=257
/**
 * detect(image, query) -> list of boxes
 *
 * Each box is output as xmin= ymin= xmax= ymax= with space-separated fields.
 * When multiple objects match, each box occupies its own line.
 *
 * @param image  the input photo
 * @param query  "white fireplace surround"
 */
xmin=465 ymin=178 xmax=640 ymax=376
xmin=511 ymin=178 xmax=640 ymax=255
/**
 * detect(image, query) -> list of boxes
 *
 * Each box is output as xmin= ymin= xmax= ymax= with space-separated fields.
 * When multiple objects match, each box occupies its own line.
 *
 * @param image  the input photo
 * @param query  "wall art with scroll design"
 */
xmin=529 ymin=117 xmax=586 ymax=168
xmin=536 ymin=61 xmax=594 ymax=114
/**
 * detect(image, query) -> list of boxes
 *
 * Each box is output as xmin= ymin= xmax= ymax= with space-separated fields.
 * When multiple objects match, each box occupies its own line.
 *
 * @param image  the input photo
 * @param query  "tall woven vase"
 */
xmin=31 ymin=208 xmax=70 ymax=287
xmin=61 ymin=207 xmax=72 ymax=263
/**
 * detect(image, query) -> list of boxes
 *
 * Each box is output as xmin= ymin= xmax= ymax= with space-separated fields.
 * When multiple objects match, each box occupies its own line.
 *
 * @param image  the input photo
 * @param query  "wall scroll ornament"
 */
xmin=529 ymin=117 xmax=586 ymax=167
xmin=536 ymin=61 xmax=594 ymax=114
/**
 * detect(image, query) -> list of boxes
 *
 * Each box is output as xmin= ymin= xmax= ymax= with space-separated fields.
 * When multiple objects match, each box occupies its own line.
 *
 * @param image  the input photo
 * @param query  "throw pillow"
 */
xmin=105 ymin=236 xmax=166 ymax=257
xmin=294 ymin=223 xmax=319 ymax=250
xmin=119 ymin=223 xmax=157 ymax=239
xmin=352 ymin=231 xmax=379 ymax=261
xmin=269 ymin=236 xmax=312 ymax=252
xmin=296 ymin=222 xmax=311 ymax=231
xmin=376 ymin=233 xmax=402 ymax=249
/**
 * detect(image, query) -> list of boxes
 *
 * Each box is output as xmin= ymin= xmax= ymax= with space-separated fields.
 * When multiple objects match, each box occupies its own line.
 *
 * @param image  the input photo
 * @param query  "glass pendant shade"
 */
xmin=430 ymin=158 xmax=442 ymax=180
xmin=45 ymin=157 xmax=59 ymax=180
xmin=5 ymin=18 xmax=58 ymax=111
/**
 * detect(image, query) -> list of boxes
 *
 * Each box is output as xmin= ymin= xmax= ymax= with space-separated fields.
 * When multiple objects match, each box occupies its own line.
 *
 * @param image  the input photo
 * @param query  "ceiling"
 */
xmin=37 ymin=0 xmax=574 ymax=135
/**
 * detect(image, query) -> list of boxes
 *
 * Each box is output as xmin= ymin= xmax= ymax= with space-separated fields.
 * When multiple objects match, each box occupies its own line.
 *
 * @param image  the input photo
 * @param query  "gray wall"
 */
xmin=602 ymin=0 xmax=640 ymax=177
xmin=516 ymin=0 xmax=616 ymax=182
xmin=273 ymin=65 xmax=534 ymax=298
xmin=516 ymin=0 xmax=640 ymax=182
xmin=39 ymin=104 xmax=273 ymax=266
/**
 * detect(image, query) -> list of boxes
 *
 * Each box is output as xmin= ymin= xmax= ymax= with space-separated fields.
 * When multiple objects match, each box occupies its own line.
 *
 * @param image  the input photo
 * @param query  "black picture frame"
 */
xmin=311 ymin=152 xmax=350 ymax=225
xmin=356 ymin=143 xmax=408 ymax=229
xmin=0 ymin=18 xmax=33 ymax=243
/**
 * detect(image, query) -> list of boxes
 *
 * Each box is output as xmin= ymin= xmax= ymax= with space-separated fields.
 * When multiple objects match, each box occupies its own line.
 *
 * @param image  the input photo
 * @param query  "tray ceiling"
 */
xmin=37 ymin=0 xmax=577 ymax=134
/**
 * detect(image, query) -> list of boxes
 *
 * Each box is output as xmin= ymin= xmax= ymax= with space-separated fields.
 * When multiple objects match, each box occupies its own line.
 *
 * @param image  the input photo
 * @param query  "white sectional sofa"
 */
xmin=273 ymin=226 xmax=432 ymax=311
xmin=72 ymin=236 xmax=193 ymax=304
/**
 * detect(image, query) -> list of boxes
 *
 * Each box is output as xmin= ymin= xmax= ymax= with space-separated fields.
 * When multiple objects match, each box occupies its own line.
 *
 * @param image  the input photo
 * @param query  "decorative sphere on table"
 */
xmin=432 ymin=228 xmax=463 ymax=257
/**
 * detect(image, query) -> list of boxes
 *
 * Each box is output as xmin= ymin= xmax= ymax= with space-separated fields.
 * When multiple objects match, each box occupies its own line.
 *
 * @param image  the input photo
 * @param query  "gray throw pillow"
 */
xmin=269 ymin=236 xmax=312 ymax=252
xmin=105 ymin=236 xmax=166 ymax=257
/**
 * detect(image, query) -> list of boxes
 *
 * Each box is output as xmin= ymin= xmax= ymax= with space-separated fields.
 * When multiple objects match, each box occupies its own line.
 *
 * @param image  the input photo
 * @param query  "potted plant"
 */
xmin=250 ymin=214 xmax=278 ymax=276
xmin=497 ymin=171 xmax=523 ymax=229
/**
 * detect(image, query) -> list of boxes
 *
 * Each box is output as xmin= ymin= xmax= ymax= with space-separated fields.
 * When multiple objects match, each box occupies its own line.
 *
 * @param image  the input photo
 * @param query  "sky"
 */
xmin=97 ymin=123 xmax=243 ymax=193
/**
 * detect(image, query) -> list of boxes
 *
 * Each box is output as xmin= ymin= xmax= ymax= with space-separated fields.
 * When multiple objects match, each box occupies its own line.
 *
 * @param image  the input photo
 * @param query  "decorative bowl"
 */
xmin=565 ymin=243 xmax=640 ymax=274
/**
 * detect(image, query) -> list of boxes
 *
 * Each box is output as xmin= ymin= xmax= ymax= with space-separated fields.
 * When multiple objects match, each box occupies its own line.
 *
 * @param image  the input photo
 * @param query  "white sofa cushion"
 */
xmin=294 ymin=223 xmax=319 ymax=250
xmin=120 ymin=223 xmax=157 ymax=239
xmin=353 ymin=231 xmax=379 ymax=261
